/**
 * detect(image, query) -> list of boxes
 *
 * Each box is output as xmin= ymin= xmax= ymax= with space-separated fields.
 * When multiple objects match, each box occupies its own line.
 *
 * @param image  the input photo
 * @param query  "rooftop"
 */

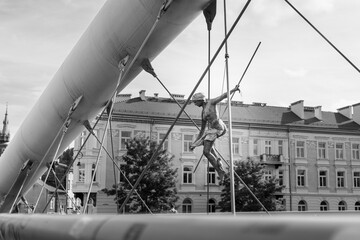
xmin=111 ymin=91 xmax=360 ymax=133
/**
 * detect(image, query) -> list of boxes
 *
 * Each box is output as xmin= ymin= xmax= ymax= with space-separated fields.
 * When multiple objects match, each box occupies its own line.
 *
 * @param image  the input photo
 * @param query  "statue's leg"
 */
xmin=209 ymin=147 xmax=223 ymax=170
xmin=204 ymin=140 xmax=225 ymax=181
xmin=203 ymin=140 xmax=216 ymax=166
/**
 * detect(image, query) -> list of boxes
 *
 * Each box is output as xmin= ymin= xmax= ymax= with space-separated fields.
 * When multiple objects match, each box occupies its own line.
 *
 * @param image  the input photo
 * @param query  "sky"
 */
xmin=1 ymin=0 xmax=360 ymax=136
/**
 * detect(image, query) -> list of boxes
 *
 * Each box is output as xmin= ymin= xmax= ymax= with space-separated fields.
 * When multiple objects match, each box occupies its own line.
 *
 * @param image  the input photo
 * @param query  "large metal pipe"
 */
xmin=0 ymin=0 xmax=212 ymax=203
xmin=0 ymin=214 xmax=359 ymax=240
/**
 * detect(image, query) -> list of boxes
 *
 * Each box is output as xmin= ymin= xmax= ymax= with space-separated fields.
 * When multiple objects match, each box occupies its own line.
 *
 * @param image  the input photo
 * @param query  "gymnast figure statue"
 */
xmin=190 ymin=85 xmax=240 ymax=182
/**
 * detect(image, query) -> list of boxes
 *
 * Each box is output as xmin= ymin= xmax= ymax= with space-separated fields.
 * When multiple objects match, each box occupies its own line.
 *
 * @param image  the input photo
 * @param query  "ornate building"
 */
xmin=72 ymin=91 xmax=360 ymax=213
xmin=0 ymin=105 xmax=10 ymax=156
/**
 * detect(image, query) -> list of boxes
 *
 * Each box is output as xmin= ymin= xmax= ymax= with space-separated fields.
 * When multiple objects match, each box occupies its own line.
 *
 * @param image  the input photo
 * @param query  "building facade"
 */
xmin=72 ymin=91 xmax=360 ymax=213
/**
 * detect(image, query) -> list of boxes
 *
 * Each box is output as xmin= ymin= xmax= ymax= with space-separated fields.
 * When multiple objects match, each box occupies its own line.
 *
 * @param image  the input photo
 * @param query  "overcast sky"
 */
xmin=1 ymin=0 xmax=360 ymax=136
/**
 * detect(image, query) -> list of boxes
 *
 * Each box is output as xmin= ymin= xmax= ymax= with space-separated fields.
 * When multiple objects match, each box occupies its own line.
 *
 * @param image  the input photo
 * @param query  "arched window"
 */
xmin=182 ymin=198 xmax=192 ymax=213
xmin=320 ymin=201 xmax=328 ymax=211
xmin=208 ymin=199 xmax=216 ymax=213
xmin=355 ymin=201 xmax=360 ymax=211
xmin=338 ymin=201 xmax=347 ymax=211
xmin=298 ymin=200 xmax=307 ymax=211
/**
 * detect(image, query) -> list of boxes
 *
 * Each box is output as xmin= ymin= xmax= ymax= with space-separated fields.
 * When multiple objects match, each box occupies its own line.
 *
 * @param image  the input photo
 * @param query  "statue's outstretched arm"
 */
xmin=211 ymin=85 xmax=240 ymax=105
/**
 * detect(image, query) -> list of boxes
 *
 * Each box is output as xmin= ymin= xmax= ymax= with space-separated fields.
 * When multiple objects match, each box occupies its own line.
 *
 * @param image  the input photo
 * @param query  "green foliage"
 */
xmin=219 ymin=158 xmax=283 ymax=212
xmin=102 ymin=137 xmax=178 ymax=213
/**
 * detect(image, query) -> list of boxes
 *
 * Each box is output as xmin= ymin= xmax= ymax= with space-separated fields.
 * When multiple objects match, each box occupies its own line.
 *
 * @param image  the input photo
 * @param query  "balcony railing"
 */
xmin=260 ymin=154 xmax=284 ymax=168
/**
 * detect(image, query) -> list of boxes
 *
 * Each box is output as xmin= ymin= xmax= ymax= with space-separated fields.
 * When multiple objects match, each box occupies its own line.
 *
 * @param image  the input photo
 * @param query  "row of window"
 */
xmin=78 ymin=130 xmax=243 ymax=154
xmin=183 ymin=135 xmax=242 ymax=155
xmin=113 ymin=164 xmax=279 ymax=186
xmin=79 ymin=130 xmax=360 ymax=161
xmin=253 ymin=139 xmax=360 ymax=160
xmin=253 ymin=139 xmax=284 ymax=156
xmin=298 ymin=200 xmax=360 ymax=211
xmin=182 ymin=198 xmax=217 ymax=213
xmin=183 ymin=166 xmax=217 ymax=184
xmin=184 ymin=166 xmax=285 ymax=185
xmin=184 ymin=198 xmax=360 ymax=213
xmin=296 ymin=168 xmax=360 ymax=188
xmin=163 ymin=133 xmax=243 ymax=155
xmin=295 ymin=140 xmax=360 ymax=160
xmin=100 ymin=164 xmax=219 ymax=185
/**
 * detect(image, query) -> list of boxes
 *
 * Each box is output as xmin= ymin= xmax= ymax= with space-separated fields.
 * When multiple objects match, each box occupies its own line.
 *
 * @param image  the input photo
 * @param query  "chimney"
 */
xmin=352 ymin=103 xmax=360 ymax=123
xmin=115 ymin=93 xmax=132 ymax=103
xmin=314 ymin=106 xmax=322 ymax=121
xmin=290 ymin=100 xmax=304 ymax=119
xmin=252 ymin=102 xmax=267 ymax=107
xmin=337 ymin=105 xmax=352 ymax=119
xmin=139 ymin=90 xmax=146 ymax=101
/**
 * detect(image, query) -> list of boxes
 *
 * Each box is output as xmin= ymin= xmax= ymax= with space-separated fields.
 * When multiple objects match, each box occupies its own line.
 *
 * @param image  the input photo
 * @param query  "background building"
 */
xmin=72 ymin=91 xmax=360 ymax=213
xmin=0 ymin=105 xmax=10 ymax=156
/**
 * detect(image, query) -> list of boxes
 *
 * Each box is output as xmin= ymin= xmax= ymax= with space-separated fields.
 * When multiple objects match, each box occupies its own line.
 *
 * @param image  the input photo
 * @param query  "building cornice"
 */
xmin=99 ymin=112 xmax=360 ymax=137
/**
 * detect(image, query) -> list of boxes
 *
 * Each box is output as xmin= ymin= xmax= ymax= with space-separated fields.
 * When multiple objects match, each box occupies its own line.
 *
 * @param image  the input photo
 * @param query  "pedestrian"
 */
xmin=169 ymin=204 xmax=178 ymax=213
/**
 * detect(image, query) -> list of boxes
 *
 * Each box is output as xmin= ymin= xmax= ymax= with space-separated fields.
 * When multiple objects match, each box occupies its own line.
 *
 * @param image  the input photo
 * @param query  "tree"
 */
xmin=40 ymin=148 xmax=73 ymax=213
xmin=103 ymin=136 xmax=178 ymax=213
xmin=41 ymin=148 xmax=74 ymax=188
xmin=219 ymin=158 xmax=283 ymax=212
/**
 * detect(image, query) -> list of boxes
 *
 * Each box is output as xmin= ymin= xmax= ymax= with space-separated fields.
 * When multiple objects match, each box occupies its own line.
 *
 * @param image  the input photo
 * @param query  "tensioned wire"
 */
xmin=119 ymin=0 xmax=262 ymax=213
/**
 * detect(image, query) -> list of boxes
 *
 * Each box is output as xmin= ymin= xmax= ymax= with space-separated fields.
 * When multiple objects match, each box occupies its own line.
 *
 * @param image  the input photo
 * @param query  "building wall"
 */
xmin=72 ymin=119 xmax=227 ymax=213
xmin=71 ymin=99 xmax=360 ymax=214
xmin=286 ymin=132 xmax=360 ymax=211
xmin=73 ymin=121 xmax=288 ymax=213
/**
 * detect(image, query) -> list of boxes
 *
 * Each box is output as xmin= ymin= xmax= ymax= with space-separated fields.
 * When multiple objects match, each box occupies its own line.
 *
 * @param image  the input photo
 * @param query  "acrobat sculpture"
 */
xmin=190 ymin=85 xmax=240 ymax=182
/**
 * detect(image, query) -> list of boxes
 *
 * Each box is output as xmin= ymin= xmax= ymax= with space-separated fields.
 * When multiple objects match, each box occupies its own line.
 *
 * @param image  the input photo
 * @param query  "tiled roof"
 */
xmin=112 ymin=96 xmax=360 ymax=131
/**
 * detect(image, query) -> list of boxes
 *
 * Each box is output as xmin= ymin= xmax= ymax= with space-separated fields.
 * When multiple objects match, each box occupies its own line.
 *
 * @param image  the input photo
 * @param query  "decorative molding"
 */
xmin=172 ymin=133 xmax=182 ymax=141
xmin=293 ymin=135 xmax=308 ymax=139
xmin=116 ymin=124 xmax=136 ymax=129
xmin=155 ymin=127 xmax=168 ymax=131
xmin=295 ymin=188 xmax=309 ymax=193
xmin=294 ymin=159 xmax=308 ymax=165
xmin=180 ymin=128 xmax=197 ymax=133
xmin=134 ymin=130 xmax=146 ymax=138
xmin=352 ymin=189 xmax=360 ymax=194
xmin=336 ymin=189 xmax=349 ymax=194
xmin=150 ymin=132 xmax=157 ymax=141
xmin=307 ymin=140 xmax=316 ymax=149
xmin=315 ymin=136 xmax=330 ymax=140
xmin=108 ymin=129 xmax=119 ymax=137
xmin=316 ymin=160 xmax=330 ymax=165
xmin=318 ymin=189 xmax=330 ymax=194
xmin=250 ymin=130 xmax=287 ymax=138
xmin=332 ymin=137 xmax=347 ymax=141
xmin=179 ymin=154 xmax=197 ymax=162
xmin=334 ymin=160 xmax=347 ymax=166
xmin=351 ymin=161 xmax=360 ymax=166
xmin=232 ymin=131 xmax=244 ymax=136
